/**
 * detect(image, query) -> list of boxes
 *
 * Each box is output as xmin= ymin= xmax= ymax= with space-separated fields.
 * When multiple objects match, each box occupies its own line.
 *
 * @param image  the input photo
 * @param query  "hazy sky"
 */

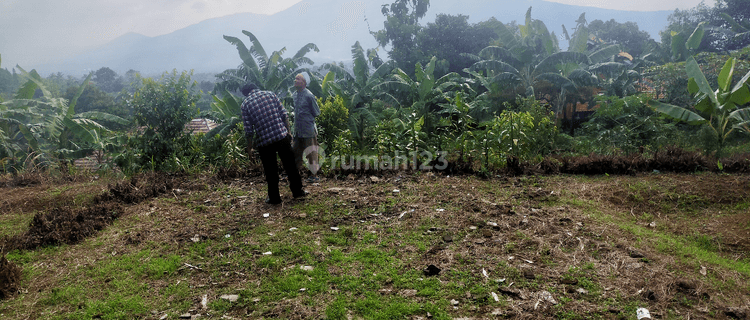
xmin=0 ymin=0 xmax=708 ymax=70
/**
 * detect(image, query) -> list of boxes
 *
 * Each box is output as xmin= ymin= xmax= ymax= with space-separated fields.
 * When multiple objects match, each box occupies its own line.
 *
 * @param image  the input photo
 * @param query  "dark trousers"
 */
xmin=258 ymin=135 xmax=304 ymax=201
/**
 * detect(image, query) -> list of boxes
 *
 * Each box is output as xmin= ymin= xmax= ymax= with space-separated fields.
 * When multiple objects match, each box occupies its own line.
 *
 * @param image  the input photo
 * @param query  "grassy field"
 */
xmin=1 ymin=171 xmax=749 ymax=319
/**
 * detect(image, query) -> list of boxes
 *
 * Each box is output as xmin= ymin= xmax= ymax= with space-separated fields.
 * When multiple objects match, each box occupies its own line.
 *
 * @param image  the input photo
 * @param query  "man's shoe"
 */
xmin=265 ymin=197 xmax=282 ymax=205
xmin=306 ymin=176 xmax=320 ymax=183
xmin=293 ymin=190 xmax=310 ymax=199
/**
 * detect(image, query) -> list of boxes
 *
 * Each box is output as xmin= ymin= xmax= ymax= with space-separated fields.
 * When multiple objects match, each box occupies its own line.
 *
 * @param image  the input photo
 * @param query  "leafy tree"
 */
xmin=125 ymin=70 xmax=199 ymax=171
xmin=372 ymin=0 xmax=431 ymax=76
xmin=217 ymin=30 xmax=319 ymax=98
xmin=416 ymin=14 xmax=497 ymax=76
xmin=0 ymin=65 xmax=21 ymax=101
xmin=64 ymin=83 xmax=128 ymax=120
xmin=662 ymin=0 xmax=750 ymax=53
xmin=93 ymin=67 xmax=125 ymax=93
xmin=649 ymin=56 xmax=750 ymax=156
xmin=587 ymin=19 xmax=653 ymax=58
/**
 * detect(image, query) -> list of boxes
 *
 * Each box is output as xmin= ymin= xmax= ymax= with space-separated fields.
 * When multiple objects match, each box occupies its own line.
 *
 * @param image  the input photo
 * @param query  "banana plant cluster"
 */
xmin=1 ymin=67 xmax=128 ymax=172
xmin=649 ymin=56 xmax=750 ymax=155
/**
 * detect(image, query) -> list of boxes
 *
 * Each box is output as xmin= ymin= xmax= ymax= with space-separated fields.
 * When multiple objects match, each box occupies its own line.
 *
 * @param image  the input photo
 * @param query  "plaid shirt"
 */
xmin=240 ymin=89 xmax=289 ymax=147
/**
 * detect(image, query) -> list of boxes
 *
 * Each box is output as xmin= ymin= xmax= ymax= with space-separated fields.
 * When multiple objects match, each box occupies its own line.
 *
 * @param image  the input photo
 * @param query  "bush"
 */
xmin=317 ymin=95 xmax=349 ymax=149
xmin=123 ymin=70 xmax=199 ymax=172
xmin=575 ymin=94 xmax=681 ymax=155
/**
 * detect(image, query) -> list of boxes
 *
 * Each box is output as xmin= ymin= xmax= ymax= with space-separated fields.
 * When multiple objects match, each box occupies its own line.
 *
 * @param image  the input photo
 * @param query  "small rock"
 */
xmin=262 ymin=213 xmax=270 ymax=218
xmin=220 ymin=294 xmax=239 ymax=302
xmin=392 ymin=189 xmax=400 ymax=193
xmin=442 ymin=234 xmax=453 ymax=243
xmin=331 ymin=227 xmax=339 ymax=231
xmin=538 ymin=290 xmax=557 ymax=304
xmin=262 ymin=251 xmax=272 ymax=255
xmin=498 ymin=286 xmax=521 ymax=298
xmin=370 ymin=176 xmax=381 ymax=182
xmin=300 ymin=266 xmax=314 ymax=271
xmin=576 ymin=288 xmax=589 ymax=295
xmin=450 ymin=299 xmax=459 ymax=306
xmin=700 ymin=265 xmax=707 ymax=276
xmin=400 ymin=289 xmax=417 ymax=297
xmin=468 ymin=226 xmax=478 ymax=230
xmin=179 ymin=314 xmax=192 ymax=319
xmin=523 ymin=270 xmax=535 ymax=279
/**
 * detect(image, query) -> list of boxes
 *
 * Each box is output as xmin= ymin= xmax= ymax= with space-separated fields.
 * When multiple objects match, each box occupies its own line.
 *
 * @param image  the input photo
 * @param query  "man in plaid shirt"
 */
xmin=240 ymin=83 xmax=307 ymax=204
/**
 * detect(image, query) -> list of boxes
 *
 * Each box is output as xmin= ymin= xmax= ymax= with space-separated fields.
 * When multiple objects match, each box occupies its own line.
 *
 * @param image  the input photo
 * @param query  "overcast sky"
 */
xmin=0 ymin=0 xmax=708 ymax=70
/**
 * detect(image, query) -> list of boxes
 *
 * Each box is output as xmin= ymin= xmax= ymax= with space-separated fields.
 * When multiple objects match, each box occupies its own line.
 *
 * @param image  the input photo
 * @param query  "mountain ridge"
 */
xmin=33 ymin=0 xmax=674 ymax=76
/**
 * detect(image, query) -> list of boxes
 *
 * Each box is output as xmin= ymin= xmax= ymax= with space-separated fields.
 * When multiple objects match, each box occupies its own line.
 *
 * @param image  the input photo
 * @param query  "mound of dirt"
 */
xmin=0 ymin=256 xmax=21 ymax=300
xmin=94 ymin=172 xmax=174 ymax=204
xmin=10 ymin=202 xmax=122 ymax=251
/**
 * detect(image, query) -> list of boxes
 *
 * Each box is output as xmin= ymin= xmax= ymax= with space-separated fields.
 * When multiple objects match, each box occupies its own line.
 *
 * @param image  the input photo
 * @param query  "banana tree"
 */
xmin=377 ymin=56 xmax=471 ymax=136
xmin=2 ymin=67 xmax=128 ymax=168
xmin=468 ymin=46 xmax=591 ymax=120
xmin=204 ymin=89 xmax=243 ymax=139
xmin=316 ymin=42 xmax=399 ymax=149
xmin=218 ymin=30 xmax=319 ymax=97
xmin=671 ymin=22 xmax=707 ymax=62
xmin=649 ymin=56 xmax=750 ymax=156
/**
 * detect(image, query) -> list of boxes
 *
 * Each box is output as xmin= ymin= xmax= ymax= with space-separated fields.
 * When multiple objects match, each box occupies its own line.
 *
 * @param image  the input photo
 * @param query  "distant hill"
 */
xmin=34 ymin=0 xmax=673 ymax=76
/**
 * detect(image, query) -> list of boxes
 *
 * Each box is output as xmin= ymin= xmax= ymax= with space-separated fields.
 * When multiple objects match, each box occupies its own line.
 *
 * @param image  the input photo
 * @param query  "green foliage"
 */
xmin=317 ymin=95 xmax=349 ymax=148
xmin=0 ymin=67 xmax=128 ymax=172
xmin=477 ymin=97 xmax=557 ymax=167
xmin=577 ymin=94 xmax=680 ymax=154
xmin=416 ymin=14 xmax=498 ymax=76
xmin=320 ymin=42 xmax=398 ymax=149
xmin=92 ymin=67 xmax=125 ymax=93
xmin=372 ymin=0 xmax=431 ymax=76
xmin=123 ymin=70 xmax=199 ymax=172
xmin=587 ymin=19 xmax=653 ymax=58
xmin=649 ymin=56 xmax=750 ymax=157
xmin=204 ymin=89 xmax=243 ymax=139
xmin=217 ymin=30 xmax=319 ymax=96
xmin=663 ymin=0 xmax=750 ymax=53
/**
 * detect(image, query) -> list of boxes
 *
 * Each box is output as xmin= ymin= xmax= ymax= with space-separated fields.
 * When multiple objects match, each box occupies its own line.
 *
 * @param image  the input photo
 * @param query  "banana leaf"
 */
xmin=648 ymin=100 xmax=706 ymax=125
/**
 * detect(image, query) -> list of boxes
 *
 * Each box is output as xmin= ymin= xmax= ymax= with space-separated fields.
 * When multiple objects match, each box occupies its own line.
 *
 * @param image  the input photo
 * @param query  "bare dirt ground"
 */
xmin=1 ymin=156 xmax=749 ymax=319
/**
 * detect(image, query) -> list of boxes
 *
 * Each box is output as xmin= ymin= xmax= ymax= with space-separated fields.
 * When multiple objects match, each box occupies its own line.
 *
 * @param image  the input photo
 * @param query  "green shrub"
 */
xmin=317 ymin=95 xmax=349 ymax=149
xmin=576 ymin=94 xmax=681 ymax=155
